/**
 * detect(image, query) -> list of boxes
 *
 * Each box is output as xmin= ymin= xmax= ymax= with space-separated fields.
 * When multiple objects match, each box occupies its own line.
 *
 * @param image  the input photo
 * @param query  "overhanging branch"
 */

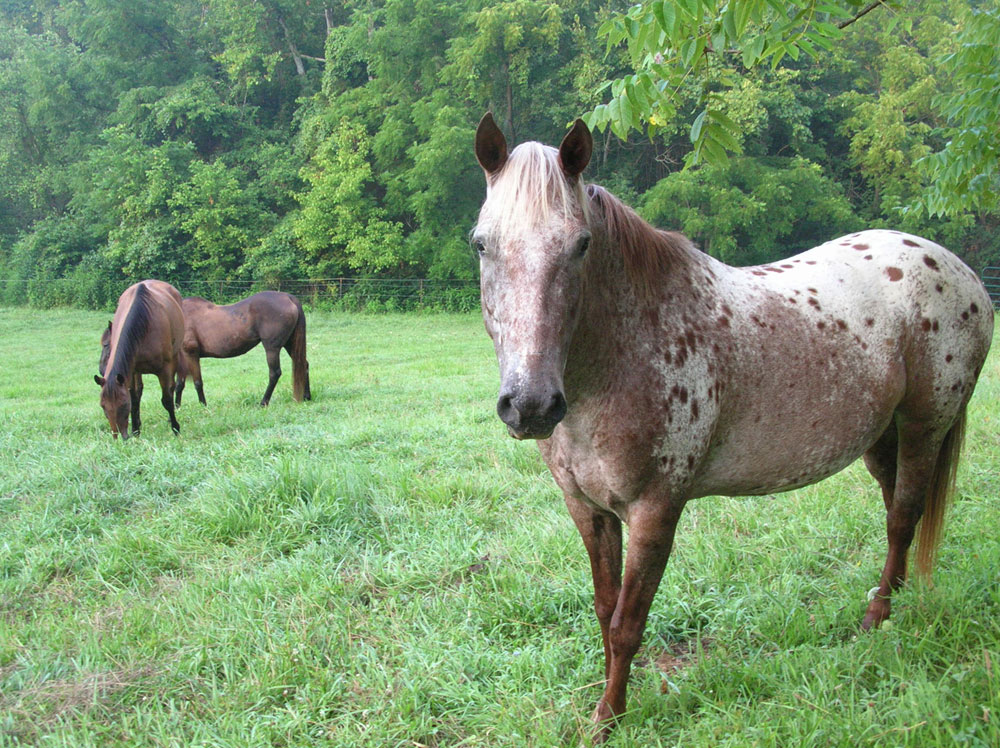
xmin=838 ymin=0 xmax=893 ymax=30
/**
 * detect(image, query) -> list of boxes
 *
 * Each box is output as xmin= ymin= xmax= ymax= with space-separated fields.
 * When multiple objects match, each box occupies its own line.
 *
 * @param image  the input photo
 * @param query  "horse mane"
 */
xmin=479 ymin=142 xmax=694 ymax=298
xmin=107 ymin=282 xmax=152 ymax=384
xmin=585 ymin=184 xmax=694 ymax=297
xmin=480 ymin=142 xmax=590 ymax=242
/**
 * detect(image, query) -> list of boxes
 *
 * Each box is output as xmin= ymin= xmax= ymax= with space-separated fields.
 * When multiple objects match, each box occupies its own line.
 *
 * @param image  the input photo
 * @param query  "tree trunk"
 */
xmin=278 ymin=17 xmax=307 ymax=76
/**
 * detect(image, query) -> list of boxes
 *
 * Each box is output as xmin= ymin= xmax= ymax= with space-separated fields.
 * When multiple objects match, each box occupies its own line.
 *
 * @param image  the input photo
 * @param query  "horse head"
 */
xmin=94 ymin=372 xmax=131 ymax=439
xmin=473 ymin=113 xmax=593 ymax=439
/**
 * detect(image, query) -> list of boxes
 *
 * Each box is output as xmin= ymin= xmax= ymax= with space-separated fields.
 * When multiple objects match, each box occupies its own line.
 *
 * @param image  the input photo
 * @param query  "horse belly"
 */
xmin=692 ymin=407 xmax=890 ymax=497
xmin=690 ymin=309 xmax=906 ymax=498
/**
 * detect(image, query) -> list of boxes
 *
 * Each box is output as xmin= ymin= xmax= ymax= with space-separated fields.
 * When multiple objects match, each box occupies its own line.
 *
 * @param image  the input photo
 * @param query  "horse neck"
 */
xmin=108 ymin=288 xmax=151 ymax=382
xmin=567 ymin=228 xmax=711 ymax=393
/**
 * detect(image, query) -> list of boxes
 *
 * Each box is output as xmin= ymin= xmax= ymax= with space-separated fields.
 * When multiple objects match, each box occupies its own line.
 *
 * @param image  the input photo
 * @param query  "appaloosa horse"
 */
xmin=175 ymin=291 xmax=310 ymax=407
xmin=472 ymin=113 xmax=994 ymax=740
xmin=95 ymin=279 xmax=185 ymax=439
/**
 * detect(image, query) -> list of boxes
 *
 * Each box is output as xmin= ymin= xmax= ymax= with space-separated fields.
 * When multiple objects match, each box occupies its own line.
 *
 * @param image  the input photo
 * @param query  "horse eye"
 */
xmin=576 ymin=235 xmax=591 ymax=257
xmin=473 ymin=240 xmax=486 ymax=257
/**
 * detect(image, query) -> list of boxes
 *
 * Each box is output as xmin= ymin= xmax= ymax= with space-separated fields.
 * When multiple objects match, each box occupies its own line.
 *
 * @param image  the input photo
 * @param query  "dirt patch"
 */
xmin=1 ymin=664 xmax=159 ymax=740
xmin=655 ymin=638 xmax=711 ymax=692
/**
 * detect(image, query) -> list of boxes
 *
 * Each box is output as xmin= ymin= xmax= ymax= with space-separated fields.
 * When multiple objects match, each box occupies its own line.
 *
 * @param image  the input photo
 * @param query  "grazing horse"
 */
xmin=174 ymin=291 xmax=310 ymax=407
xmin=95 ymin=280 xmax=185 ymax=439
xmin=472 ymin=113 xmax=994 ymax=740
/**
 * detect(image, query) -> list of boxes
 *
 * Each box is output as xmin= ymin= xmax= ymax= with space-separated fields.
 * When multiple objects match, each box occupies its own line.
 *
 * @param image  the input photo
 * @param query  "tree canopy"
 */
xmin=1 ymin=0 xmax=998 ymax=309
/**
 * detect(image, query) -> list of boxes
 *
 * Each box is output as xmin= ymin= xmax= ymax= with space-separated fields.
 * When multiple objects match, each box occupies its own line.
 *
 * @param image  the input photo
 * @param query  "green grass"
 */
xmin=1 ymin=306 xmax=998 ymax=747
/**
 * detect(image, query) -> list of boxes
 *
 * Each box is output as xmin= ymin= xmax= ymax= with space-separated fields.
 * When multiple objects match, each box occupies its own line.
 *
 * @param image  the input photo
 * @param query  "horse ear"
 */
xmin=475 ymin=112 xmax=508 ymax=176
xmin=106 ymin=320 xmax=112 ymax=331
xmin=115 ymin=372 xmax=126 ymax=386
xmin=95 ymin=375 xmax=105 ymax=386
xmin=559 ymin=119 xmax=593 ymax=179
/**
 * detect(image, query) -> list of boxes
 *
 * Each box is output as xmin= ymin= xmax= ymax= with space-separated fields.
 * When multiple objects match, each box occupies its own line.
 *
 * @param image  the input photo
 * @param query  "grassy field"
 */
xmin=1 ymin=306 xmax=998 ymax=748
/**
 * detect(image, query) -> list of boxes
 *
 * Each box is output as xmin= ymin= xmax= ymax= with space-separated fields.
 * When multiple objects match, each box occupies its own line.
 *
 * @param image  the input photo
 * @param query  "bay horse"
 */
xmin=174 ymin=291 xmax=310 ymax=407
xmin=95 ymin=280 xmax=185 ymax=439
xmin=472 ymin=113 xmax=994 ymax=740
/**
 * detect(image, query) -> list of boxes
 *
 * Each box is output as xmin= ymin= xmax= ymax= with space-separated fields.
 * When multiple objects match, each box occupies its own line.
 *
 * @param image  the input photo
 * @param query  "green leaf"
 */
xmin=690 ymin=109 xmax=707 ymax=144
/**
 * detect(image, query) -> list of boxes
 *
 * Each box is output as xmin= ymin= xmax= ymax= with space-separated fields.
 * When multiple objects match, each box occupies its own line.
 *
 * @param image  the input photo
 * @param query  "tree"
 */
xmin=294 ymin=118 xmax=404 ymax=275
xmin=585 ymin=0 xmax=889 ymax=164
xmin=914 ymin=5 xmax=1000 ymax=217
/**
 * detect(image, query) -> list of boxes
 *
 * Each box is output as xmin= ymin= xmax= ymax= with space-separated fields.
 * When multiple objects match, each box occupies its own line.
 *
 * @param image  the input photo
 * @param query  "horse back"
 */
xmin=691 ymin=230 xmax=992 ymax=497
xmin=107 ymin=280 xmax=184 ymax=377
xmin=182 ymin=291 xmax=300 ymax=358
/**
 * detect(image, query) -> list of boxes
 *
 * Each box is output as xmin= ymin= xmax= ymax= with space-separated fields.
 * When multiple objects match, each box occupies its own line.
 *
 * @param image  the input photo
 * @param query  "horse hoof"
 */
xmin=589 ymin=701 xmax=617 ymax=744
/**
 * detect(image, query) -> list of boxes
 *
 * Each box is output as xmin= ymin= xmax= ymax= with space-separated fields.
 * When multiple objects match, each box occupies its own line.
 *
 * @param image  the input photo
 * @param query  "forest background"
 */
xmin=2 ymin=0 xmax=999 ymax=310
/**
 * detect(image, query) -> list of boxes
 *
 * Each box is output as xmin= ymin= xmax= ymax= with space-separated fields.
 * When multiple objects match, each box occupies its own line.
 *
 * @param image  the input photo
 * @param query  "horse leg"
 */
xmin=129 ymin=375 xmax=143 ymax=436
xmin=862 ymin=418 xmax=948 ymax=630
xmin=186 ymin=355 xmax=206 ymax=406
xmin=863 ymin=424 xmax=898 ymax=511
xmin=591 ymin=497 xmax=684 ymax=741
xmin=260 ymin=347 xmax=281 ymax=407
xmin=158 ymin=370 xmax=180 ymax=434
xmin=564 ymin=495 xmax=623 ymax=682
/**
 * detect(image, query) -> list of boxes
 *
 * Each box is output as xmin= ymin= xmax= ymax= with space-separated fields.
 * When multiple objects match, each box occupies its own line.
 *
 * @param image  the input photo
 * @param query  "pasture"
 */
xmin=1 ymin=306 xmax=998 ymax=747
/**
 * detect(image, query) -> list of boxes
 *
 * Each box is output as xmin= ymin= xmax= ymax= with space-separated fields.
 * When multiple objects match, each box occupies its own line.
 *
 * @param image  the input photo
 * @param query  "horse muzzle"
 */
xmin=496 ymin=386 xmax=567 ymax=440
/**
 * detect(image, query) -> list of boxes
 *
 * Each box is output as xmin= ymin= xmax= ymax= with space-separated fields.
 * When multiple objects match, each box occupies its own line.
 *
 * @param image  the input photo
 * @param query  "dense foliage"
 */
xmin=1 ymin=0 xmax=998 ymax=309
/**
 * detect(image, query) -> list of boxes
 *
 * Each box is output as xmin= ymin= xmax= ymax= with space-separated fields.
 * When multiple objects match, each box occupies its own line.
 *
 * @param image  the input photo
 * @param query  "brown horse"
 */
xmin=95 ymin=280 xmax=185 ymax=439
xmin=174 ymin=291 xmax=310 ymax=407
xmin=472 ymin=113 xmax=994 ymax=740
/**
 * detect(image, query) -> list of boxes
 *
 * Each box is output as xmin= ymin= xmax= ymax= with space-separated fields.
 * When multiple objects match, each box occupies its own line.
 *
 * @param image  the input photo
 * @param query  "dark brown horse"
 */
xmin=175 ymin=291 xmax=310 ymax=407
xmin=95 ymin=280 xmax=185 ymax=439
xmin=473 ymin=113 xmax=994 ymax=740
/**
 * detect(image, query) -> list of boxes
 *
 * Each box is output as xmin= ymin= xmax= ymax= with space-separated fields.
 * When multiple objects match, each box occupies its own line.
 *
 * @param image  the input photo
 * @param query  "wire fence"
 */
xmin=0 ymin=277 xmax=482 ymax=312
xmin=983 ymin=267 xmax=1000 ymax=309
xmin=4 ymin=269 xmax=999 ymax=311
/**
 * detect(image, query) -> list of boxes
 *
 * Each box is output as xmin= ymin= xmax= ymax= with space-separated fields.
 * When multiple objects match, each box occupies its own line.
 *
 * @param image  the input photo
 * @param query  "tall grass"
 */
xmin=0 ymin=307 xmax=997 ymax=747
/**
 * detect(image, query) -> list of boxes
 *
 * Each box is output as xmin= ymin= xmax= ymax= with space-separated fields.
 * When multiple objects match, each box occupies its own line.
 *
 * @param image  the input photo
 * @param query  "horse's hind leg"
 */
xmin=260 ymin=347 xmax=281 ymax=407
xmin=862 ymin=417 xmax=952 ymax=630
xmin=863 ymin=424 xmax=898 ymax=512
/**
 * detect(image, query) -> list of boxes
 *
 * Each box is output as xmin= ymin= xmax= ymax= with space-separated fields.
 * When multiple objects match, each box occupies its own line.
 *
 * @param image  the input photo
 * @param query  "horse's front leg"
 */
xmin=157 ymin=370 xmax=180 ymax=434
xmin=592 ymin=495 xmax=684 ymax=742
xmin=564 ymin=495 xmax=623 ymax=682
xmin=129 ymin=375 xmax=143 ymax=436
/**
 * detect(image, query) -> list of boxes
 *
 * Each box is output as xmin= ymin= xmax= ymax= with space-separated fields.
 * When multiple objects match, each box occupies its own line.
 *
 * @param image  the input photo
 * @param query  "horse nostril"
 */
xmin=549 ymin=391 xmax=567 ymax=422
xmin=497 ymin=393 xmax=517 ymax=423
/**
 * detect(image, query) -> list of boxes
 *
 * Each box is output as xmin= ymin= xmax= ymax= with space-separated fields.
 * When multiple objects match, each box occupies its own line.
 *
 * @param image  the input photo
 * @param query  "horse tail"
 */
xmin=289 ymin=302 xmax=309 ymax=402
xmin=915 ymin=407 xmax=967 ymax=578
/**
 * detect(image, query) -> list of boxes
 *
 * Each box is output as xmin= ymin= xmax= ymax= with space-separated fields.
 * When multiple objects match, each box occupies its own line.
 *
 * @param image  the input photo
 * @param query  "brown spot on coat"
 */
xmin=902 ymin=239 xmax=921 ymax=247
xmin=924 ymin=256 xmax=939 ymax=270
xmin=886 ymin=267 xmax=903 ymax=281
xmin=853 ymin=243 xmax=869 ymax=250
